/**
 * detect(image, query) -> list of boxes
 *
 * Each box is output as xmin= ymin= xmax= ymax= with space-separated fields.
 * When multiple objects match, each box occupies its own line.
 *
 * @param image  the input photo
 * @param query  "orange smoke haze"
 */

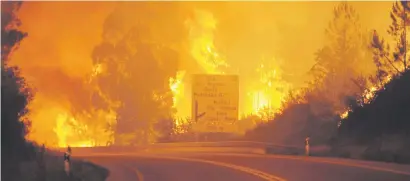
xmin=12 ymin=2 xmax=116 ymax=146
xmin=10 ymin=1 xmax=393 ymax=147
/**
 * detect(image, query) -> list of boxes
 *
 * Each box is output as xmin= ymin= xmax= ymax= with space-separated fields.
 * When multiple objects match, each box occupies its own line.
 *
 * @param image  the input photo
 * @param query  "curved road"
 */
xmin=89 ymin=156 xmax=267 ymax=181
xmin=83 ymin=152 xmax=410 ymax=181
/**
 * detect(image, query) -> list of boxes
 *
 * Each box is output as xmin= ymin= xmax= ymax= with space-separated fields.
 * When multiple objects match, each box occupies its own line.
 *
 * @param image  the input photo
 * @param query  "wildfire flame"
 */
xmin=167 ymin=9 xmax=230 ymax=124
xmin=54 ymin=113 xmax=94 ymax=147
xmin=169 ymin=71 xmax=186 ymax=109
xmin=187 ymin=9 xmax=229 ymax=74
xmin=245 ymin=58 xmax=291 ymax=119
xmin=339 ymin=75 xmax=393 ymax=123
xmin=169 ymin=70 xmax=190 ymax=132
xmin=168 ymin=9 xmax=293 ymax=132
xmin=12 ymin=3 xmax=365 ymax=145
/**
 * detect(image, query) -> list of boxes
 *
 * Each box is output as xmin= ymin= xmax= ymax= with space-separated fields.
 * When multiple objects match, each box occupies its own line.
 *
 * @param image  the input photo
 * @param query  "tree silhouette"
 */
xmin=309 ymin=2 xmax=373 ymax=113
xmin=338 ymin=1 xmax=410 ymax=163
xmin=1 ymin=2 xmax=35 ymax=181
xmin=372 ymin=1 xmax=410 ymax=77
xmin=246 ymin=2 xmax=372 ymax=146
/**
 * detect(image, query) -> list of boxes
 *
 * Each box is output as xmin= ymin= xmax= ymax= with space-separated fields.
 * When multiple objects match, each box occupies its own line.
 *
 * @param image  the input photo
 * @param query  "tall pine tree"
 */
xmin=372 ymin=1 xmax=410 ymax=79
xmin=309 ymin=2 xmax=373 ymax=113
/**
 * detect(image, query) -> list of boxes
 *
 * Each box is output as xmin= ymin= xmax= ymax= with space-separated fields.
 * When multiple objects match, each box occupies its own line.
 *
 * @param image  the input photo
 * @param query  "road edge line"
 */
xmin=264 ymin=154 xmax=410 ymax=176
xmin=122 ymin=164 xmax=145 ymax=181
xmin=88 ymin=153 xmax=287 ymax=181
xmin=134 ymin=167 xmax=144 ymax=181
xmin=202 ymin=153 xmax=410 ymax=176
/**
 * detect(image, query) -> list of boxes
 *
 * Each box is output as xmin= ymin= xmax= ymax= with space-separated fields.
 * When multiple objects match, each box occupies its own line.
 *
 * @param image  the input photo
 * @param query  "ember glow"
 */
xmin=9 ymin=2 xmax=394 ymax=147
xmin=339 ymin=75 xmax=393 ymax=121
xmin=246 ymin=59 xmax=291 ymax=118
xmin=179 ymin=9 xmax=291 ymax=122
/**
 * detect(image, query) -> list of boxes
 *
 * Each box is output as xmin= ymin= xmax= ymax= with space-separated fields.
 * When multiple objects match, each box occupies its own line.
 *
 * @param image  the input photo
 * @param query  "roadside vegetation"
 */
xmin=244 ymin=1 xmax=410 ymax=164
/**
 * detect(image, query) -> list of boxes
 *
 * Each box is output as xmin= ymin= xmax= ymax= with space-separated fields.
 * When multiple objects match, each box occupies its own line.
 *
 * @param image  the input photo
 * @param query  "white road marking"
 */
xmin=190 ymin=153 xmax=410 ymax=176
xmin=84 ymin=153 xmax=287 ymax=181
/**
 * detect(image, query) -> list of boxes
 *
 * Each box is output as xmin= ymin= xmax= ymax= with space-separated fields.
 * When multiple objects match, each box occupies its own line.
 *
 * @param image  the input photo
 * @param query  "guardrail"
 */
xmin=53 ymin=141 xmax=305 ymax=155
xmin=152 ymin=141 xmax=299 ymax=147
xmin=151 ymin=141 xmax=305 ymax=155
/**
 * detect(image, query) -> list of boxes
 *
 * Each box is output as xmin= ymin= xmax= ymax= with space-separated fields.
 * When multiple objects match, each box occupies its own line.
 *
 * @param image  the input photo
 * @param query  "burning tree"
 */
xmin=341 ymin=1 xmax=410 ymax=137
xmin=91 ymin=3 xmax=182 ymax=145
xmin=245 ymin=2 xmax=373 ymax=145
xmin=336 ymin=1 xmax=410 ymax=163
xmin=337 ymin=2 xmax=410 ymax=122
xmin=309 ymin=2 xmax=374 ymax=114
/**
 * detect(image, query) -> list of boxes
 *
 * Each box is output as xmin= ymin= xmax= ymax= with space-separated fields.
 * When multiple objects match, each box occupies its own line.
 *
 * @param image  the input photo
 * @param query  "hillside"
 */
xmin=337 ymin=70 xmax=410 ymax=163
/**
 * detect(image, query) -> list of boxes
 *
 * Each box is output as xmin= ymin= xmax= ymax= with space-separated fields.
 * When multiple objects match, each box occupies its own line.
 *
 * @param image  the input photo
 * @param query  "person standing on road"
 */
xmin=305 ymin=136 xmax=310 ymax=156
xmin=64 ymin=146 xmax=72 ymax=176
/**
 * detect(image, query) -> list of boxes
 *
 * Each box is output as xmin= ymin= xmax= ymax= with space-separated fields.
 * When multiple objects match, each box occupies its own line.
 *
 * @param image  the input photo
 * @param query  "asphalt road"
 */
xmin=84 ymin=153 xmax=410 ymax=181
xmin=89 ymin=156 xmax=266 ymax=181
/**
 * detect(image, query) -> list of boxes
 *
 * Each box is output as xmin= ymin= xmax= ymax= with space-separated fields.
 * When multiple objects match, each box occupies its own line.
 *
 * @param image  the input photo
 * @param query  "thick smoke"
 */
xmin=9 ymin=2 xmax=115 ymax=146
xmin=245 ymin=2 xmax=387 ymax=145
